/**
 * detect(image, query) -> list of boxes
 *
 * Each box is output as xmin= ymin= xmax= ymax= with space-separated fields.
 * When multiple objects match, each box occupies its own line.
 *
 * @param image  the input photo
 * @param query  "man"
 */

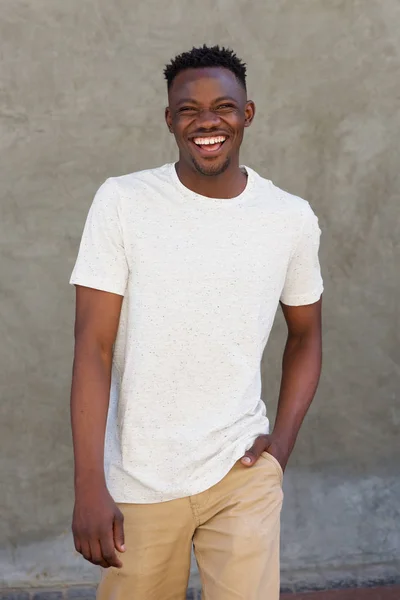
xmin=70 ymin=45 xmax=323 ymax=600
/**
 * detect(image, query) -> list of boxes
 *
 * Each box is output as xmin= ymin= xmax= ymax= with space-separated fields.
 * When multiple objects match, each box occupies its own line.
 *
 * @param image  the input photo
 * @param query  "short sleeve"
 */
xmin=69 ymin=178 xmax=128 ymax=296
xmin=280 ymin=203 xmax=324 ymax=306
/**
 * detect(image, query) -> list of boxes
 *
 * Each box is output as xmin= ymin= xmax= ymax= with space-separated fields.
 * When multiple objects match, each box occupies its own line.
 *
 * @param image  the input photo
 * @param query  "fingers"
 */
xmin=100 ymin=528 xmax=123 ymax=569
xmin=80 ymin=539 xmax=92 ymax=564
xmin=73 ymin=534 xmax=82 ymax=554
xmin=241 ymin=434 xmax=270 ymax=467
xmin=89 ymin=539 xmax=109 ymax=569
xmin=73 ymin=524 xmax=123 ymax=569
xmin=113 ymin=510 xmax=126 ymax=553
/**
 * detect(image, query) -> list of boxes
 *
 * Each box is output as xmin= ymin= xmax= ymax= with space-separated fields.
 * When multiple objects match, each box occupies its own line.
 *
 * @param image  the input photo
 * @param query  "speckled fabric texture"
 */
xmin=70 ymin=163 xmax=323 ymax=503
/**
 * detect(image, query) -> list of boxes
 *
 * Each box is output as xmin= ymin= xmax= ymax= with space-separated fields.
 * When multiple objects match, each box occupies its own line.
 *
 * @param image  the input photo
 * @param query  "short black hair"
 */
xmin=164 ymin=44 xmax=247 ymax=91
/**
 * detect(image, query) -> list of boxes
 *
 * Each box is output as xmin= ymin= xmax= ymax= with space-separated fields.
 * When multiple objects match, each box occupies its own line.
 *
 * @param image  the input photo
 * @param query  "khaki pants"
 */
xmin=97 ymin=452 xmax=283 ymax=600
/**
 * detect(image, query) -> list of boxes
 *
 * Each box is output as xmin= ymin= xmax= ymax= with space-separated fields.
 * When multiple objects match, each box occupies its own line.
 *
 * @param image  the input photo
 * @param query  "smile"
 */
xmin=190 ymin=135 xmax=227 ymax=156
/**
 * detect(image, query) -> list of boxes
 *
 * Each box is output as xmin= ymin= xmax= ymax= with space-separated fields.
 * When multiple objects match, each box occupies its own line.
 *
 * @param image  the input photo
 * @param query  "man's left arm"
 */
xmin=242 ymin=200 xmax=323 ymax=470
xmin=241 ymin=299 xmax=322 ymax=470
xmin=273 ymin=299 xmax=323 ymax=470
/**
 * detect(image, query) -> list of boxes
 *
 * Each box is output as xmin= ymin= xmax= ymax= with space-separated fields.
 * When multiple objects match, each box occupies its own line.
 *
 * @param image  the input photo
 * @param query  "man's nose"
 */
xmin=197 ymin=109 xmax=221 ymax=128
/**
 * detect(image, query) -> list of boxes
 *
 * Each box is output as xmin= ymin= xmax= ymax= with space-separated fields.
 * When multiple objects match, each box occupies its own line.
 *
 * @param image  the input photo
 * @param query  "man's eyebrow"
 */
xmin=213 ymin=96 xmax=238 ymax=104
xmin=175 ymin=98 xmax=200 ymax=106
xmin=175 ymin=96 xmax=239 ymax=106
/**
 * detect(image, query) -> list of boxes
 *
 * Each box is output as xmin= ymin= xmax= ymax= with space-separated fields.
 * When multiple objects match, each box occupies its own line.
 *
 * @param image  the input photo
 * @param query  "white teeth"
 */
xmin=193 ymin=136 xmax=226 ymax=146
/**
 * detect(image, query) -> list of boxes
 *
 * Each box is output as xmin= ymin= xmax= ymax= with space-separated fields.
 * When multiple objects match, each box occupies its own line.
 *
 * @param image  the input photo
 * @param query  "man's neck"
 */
xmin=175 ymin=158 xmax=247 ymax=199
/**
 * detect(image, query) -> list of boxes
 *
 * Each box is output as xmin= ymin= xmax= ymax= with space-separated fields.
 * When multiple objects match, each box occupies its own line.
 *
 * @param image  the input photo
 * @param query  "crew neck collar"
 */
xmin=169 ymin=162 xmax=255 ymax=207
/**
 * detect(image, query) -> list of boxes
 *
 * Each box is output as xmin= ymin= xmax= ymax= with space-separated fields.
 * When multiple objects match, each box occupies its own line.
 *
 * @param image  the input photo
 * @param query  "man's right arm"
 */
xmin=71 ymin=285 xmax=125 ymax=569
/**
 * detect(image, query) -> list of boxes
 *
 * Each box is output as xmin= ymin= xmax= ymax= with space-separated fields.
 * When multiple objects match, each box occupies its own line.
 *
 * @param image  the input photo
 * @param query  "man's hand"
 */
xmin=240 ymin=434 xmax=290 ymax=472
xmin=72 ymin=481 xmax=125 ymax=569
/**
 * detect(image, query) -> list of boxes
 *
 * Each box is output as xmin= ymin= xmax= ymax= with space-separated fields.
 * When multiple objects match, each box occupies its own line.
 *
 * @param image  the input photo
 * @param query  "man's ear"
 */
xmin=165 ymin=107 xmax=173 ymax=133
xmin=244 ymin=100 xmax=256 ymax=127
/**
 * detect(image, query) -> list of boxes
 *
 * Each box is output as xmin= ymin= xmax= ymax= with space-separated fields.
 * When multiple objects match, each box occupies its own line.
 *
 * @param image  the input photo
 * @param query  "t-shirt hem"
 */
xmin=107 ymin=448 xmax=249 ymax=504
xmin=280 ymin=285 xmax=324 ymax=307
xmin=69 ymin=275 xmax=126 ymax=296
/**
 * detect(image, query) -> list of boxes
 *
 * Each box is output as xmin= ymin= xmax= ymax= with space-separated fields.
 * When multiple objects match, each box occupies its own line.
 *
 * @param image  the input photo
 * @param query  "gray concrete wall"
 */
xmin=1 ymin=0 xmax=399 ymax=589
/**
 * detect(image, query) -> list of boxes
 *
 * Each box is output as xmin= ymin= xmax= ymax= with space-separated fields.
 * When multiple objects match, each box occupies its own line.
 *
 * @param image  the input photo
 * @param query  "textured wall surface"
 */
xmin=1 ymin=0 xmax=399 ymax=589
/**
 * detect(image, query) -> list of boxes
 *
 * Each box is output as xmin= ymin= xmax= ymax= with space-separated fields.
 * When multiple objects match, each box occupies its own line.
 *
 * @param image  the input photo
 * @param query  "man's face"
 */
xmin=165 ymin=67 xmax=255 ymax=176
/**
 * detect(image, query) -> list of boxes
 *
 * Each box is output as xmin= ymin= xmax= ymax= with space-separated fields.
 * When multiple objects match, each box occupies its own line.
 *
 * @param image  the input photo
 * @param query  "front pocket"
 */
xmin=260 ymin=451 xmax=283 ymax=483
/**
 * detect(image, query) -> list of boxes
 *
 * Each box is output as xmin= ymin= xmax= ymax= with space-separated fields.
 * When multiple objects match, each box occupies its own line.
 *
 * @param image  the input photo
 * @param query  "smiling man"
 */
xmin=70 ymin=45 xmax=323 ymax=600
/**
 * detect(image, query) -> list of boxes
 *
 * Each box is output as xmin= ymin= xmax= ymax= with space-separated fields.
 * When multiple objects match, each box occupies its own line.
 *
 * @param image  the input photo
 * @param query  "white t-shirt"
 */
xmin=70 ymin=163 xmax=323 ymax=503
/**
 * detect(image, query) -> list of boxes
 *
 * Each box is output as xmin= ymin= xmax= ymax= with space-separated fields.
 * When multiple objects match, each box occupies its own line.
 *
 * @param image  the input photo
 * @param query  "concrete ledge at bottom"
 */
xmin=1 ymin=563 xmax=400 ymax=600
xmin=2 ymin=579 xmax=400 ymax=600
xmin=281 ymin=562 xmax=400 ymax=593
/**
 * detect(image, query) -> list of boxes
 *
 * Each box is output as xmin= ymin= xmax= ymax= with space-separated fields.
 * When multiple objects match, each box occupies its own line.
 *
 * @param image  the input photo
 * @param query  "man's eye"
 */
xmin=179 ymin=107 xmax=196 ymax=113
xmin=217 ymin=104 xmax=234 ymax=110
